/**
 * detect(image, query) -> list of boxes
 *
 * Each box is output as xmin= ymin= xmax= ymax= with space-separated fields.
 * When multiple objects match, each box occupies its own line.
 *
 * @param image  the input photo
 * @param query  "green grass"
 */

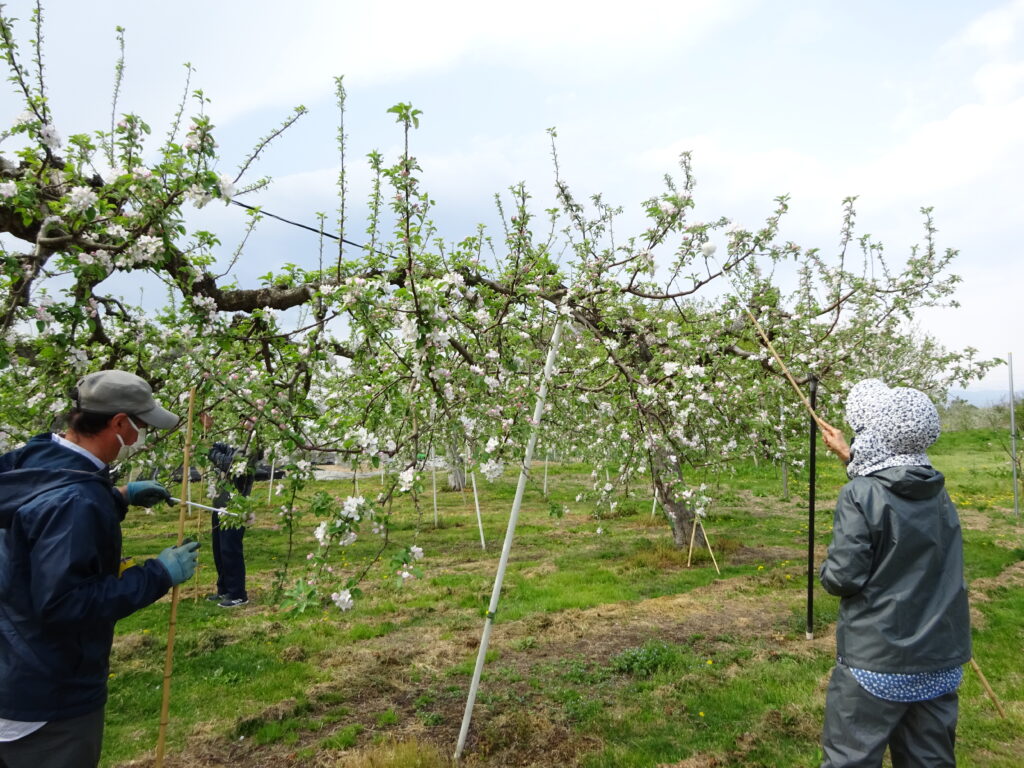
xmin=97 ymin=432 xmax=1023 ymax=766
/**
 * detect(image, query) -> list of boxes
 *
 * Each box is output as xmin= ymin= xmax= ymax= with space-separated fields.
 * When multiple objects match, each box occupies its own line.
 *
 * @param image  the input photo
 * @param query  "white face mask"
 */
xmin=116 ymin=416 xmax=148 ymax=459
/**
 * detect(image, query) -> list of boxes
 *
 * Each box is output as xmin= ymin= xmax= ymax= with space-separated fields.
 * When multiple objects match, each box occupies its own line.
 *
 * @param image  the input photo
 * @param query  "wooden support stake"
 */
xmin=686 ymin=517 xmax=699 ymax=568
xmin=698 ymin=518 xmax=721 ymax=575
xmin=155 ymin=387 xmax=196 ymax=768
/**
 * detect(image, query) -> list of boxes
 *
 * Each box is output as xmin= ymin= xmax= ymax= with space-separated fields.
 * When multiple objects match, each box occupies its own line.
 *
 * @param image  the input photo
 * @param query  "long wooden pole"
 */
xmin=743 ymin=306 xmax=826 ymax=429
xmin=155 ymin=387 xmax=196 ymax=767
xmin=970 ymin=658 xmax=1007 ymax=719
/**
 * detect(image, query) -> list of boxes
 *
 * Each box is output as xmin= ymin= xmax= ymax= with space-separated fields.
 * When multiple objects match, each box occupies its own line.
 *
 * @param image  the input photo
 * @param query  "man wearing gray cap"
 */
xmin=0 ymin=370 xmax=200 ymax=768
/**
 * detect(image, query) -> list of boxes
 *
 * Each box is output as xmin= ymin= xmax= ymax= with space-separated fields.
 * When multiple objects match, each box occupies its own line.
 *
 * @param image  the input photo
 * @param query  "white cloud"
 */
xmin=956 ymin=0 xmax=1024 ymax=54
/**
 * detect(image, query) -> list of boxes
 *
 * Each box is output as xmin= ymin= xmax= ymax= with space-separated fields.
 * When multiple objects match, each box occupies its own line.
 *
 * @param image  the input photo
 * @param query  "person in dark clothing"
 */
xmin=201 ymin=412 xmax=255 ymax=608
xmin=817 ymin=379 xmax=971 ymax=768
xmin=0 ymin=370 xmax=200 ymax=768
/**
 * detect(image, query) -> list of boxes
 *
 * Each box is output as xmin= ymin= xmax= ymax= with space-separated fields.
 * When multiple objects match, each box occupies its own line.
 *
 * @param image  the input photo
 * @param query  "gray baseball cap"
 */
xmin=74 ymin=370 xmax=179 ymax=429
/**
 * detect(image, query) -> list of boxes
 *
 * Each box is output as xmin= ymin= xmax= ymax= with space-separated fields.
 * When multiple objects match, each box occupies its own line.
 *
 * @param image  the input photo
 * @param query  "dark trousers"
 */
xmin=821 ymin=663 xmax=958 ymax=768
xmin=0 ymin=707 xmax=104 ymax=768
xmin=210 ymin=511 xmax=247 ymax=600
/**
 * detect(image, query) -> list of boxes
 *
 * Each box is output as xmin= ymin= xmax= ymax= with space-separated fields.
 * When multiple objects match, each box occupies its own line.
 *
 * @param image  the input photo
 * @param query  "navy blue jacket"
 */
xmin=0 ymin=434 xmax=172 ymax=721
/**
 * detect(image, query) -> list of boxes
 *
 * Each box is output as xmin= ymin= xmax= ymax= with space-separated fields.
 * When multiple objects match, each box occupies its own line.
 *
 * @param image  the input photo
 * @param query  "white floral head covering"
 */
xmin=845 ymin=378 xmax=941 ymax=478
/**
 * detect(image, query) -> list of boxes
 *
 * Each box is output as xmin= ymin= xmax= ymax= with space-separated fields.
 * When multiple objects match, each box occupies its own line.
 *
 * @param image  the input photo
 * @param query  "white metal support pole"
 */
xmin=543 ymin=450 xmax=550 ymax=497
xmin=267 ymin=455 xmax=275 ymax=502
xmin=650 ymin=488 xmax=658 ymax=519
xmin=471 ymin=471 xmax=486 ymax=550
xmin=780 ymin=407 xmax=789 ymax=501
xmin=431 ymin=449 xmax=439 ymax=527
xmin=1009 ymin=353 xmax=1019 ymax=518
xmin=455 ymin=320 xmax=564 ymax=760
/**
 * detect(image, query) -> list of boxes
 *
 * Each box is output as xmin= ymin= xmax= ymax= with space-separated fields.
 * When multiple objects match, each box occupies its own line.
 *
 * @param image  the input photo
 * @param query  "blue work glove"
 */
xmin=126 ymin=480 xmax=172 ymax=507
xmin=156 ymin=540 xmax=200 ymax=586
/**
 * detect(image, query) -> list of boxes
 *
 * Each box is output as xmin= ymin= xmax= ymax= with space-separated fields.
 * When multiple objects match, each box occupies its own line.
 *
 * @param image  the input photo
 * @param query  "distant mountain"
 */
xmin=947 ymin=389 xmax=1020 ymax=407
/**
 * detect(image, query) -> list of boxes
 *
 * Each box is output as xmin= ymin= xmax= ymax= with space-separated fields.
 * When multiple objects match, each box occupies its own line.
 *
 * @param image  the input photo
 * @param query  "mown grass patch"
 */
xmin=98 ymin=431 xmax=1023 ymax=766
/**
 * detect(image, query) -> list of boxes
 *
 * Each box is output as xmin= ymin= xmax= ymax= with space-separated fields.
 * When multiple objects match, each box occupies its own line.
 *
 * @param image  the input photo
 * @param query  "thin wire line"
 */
xmin=230 ymin=199 xmax=386 ymax=256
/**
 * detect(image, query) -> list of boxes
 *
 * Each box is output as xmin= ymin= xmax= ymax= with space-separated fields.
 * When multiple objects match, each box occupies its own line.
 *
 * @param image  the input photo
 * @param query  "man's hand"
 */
xmin=156 ymin=540 xmax=201 ymax=586
xmin=818 ymin=421 xmax=851 ymax=463
xmin=125 ymin=480 xmax=172 ymax=507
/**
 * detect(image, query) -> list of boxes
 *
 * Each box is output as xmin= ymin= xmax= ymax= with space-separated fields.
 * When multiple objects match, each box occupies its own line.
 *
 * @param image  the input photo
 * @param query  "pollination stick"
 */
xmin=169 ymin=497 xmax=239 ymax=517
xmin=742 ymin=306 xmax=826 ymax=429
xmin=155 ymin=387 xmax=196 ymax=768
xmin=970 ymin=658 xmax=1007 ymax=719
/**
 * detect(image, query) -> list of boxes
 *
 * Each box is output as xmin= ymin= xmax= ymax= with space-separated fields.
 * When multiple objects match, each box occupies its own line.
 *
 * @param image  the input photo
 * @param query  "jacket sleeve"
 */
xmin=26 ymin=492 xmax=171 ymax=625
xmin=819 ymin=483 xmax=875 ymax=597
xmin=208 ymin=442 xmax=237 ymax=473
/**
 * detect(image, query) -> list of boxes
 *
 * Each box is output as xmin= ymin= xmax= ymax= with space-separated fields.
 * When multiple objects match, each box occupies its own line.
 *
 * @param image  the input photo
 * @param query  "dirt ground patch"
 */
xmin=727 ymin=544 xmax=803 ymax=566
xmin=972 ymin=559 xmax=1024 ymax=599
xmin=118 ymin=570 xmax=829 ymax=768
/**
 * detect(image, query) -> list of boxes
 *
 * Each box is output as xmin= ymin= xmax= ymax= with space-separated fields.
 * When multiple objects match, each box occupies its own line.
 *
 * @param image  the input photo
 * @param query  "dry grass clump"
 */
xmin=332 ymin=738 xmax=454 ymax=768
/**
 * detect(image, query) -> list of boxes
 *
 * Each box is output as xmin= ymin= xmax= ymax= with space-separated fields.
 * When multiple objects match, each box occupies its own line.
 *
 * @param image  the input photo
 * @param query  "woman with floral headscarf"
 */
xmin=816 ymin=379 xmax=971 ymax=768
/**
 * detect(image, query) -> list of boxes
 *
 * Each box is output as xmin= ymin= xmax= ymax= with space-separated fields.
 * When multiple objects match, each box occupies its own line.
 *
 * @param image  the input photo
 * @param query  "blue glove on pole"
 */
xmin=156 ymin=540 xmax=200 ymax=586
xmin=127 ymin=480 xmax=172 ymax=507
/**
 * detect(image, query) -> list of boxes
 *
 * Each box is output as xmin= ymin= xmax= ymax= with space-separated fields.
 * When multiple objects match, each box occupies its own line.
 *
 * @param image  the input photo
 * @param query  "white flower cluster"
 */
xmin=38 ymin=123 xmax=61 ymax=151
xmin=187 ymin=184 xmax=212 ymax=209
xmin=340 ymin=495 xmax=363 ymax=522
xmin=348 ymin=426 xmax=379 ymax=456
xmin=331 ymin=589 xmax=354 ymax=611
xmin=77 ymin=251 xmax=112 ymax=270
xmin=217 ymin=174 xmax=236 ymax=202
xmin=313 ymin=521 xmax=329 ymax=546
xmin=398 ymin=466 xmax=416 ymax=492
xmin=479 ymin=458 xmax=504 ymax=482
xmin=64 ymin=186 xmax=98 ymax=214
xmin=191 ymin=294 xmax=218 ymax=321
xmin=123 ymin=234 xmax=162 ymax=266
xmin=0 ymin=181 xmax=17 ymax=198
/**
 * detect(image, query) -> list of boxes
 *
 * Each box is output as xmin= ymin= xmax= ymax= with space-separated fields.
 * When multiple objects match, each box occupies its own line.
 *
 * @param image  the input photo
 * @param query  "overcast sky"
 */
xmin=4 ymin=1 xmax=1022 ymax=397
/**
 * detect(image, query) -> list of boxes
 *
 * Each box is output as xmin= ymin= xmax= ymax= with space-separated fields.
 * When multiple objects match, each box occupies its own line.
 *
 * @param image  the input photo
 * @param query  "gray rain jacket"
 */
xmin=819 ymin=380 xmax=971 ymax=674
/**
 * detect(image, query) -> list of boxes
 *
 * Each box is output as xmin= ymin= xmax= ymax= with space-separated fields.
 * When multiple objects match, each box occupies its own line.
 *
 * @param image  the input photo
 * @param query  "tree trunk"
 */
xmin=447 ymin=444 xmax=467 ymax=491
xmin=651 ymin=449 xmax=702 ymax=549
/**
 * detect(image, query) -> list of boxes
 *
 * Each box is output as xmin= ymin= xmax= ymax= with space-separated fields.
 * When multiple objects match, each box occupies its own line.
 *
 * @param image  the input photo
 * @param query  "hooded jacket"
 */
xmin=819 ymin=381 xmax=971 ymax=673
xmin=0 ymin=434 xmax=172 ymax=721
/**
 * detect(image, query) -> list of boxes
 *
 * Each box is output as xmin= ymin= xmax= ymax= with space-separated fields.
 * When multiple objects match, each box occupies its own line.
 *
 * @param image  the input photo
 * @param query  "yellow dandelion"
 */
xmin=706 ymin=659 xmax=713 ymax=665
xmin=699 ymin=711 xmax=705 ymax=717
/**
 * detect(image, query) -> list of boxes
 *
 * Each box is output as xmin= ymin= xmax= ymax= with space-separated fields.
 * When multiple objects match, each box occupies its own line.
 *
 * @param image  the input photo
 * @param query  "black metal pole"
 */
xmin=806 ymin=377 xmax=818 ymax=640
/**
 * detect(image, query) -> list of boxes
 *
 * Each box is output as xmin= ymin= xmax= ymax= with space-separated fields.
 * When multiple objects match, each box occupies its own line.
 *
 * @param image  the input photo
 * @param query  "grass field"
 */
xmin=104 ymin=428 xmax=1023 ymax=767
